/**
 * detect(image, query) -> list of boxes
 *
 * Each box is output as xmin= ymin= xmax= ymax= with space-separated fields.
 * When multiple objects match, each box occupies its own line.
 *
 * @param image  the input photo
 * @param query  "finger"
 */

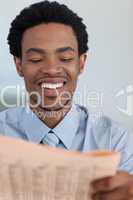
xmin=91 ymin=171 xmax=131 ymax=193
xmin=92 ymin=184 xmax=133 ymax=200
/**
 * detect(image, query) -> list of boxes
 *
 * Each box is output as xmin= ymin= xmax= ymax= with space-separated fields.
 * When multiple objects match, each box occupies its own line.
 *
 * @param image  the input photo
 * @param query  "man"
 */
xmin=0 ymin=1 xmax=133 ymax=199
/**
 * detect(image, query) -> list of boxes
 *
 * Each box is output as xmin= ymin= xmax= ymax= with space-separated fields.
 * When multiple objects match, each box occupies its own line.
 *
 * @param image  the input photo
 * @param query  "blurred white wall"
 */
xmin=0 ymin=0 xmax=133 ymax=131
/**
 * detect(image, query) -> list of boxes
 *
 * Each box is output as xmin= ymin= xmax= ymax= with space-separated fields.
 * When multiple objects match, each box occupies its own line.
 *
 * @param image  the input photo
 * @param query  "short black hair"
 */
xmin=7 ymin=0 xmax=89 ymax=58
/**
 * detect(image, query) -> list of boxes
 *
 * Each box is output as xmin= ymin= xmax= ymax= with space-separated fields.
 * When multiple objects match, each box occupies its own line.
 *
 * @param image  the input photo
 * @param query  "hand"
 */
xmin=91 ymin=171 xmax=133 ymax=200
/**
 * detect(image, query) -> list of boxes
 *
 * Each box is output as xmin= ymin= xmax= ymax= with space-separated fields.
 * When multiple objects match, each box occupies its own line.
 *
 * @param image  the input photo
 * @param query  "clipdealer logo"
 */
xmin=0 ymin=84 xmax=133 ymax=117
xmin=115 ymin=85 xmax=133 ymax=116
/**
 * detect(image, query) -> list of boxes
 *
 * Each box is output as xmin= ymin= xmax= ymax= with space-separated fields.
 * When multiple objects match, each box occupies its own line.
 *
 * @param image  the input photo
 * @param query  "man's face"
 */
xmin=15 ymin=23 xmax=86 ymax=110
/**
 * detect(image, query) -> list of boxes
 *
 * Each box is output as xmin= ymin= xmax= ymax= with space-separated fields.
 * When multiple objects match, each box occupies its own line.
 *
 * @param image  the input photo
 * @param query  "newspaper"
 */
xmin=0 ymin=136 xmax=120 ymax=200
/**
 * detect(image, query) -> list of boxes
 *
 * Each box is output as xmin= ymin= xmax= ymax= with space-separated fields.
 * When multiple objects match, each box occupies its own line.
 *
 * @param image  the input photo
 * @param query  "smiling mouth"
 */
xmin=36 ymin=77 xmax=67 ymax=98
xmin=41 ymin=82 xmax=64 ymax=89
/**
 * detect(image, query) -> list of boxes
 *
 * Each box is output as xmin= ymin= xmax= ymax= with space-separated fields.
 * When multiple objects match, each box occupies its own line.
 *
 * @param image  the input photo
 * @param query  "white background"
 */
xmin=0 ymin=0 xmax=133 ymax=131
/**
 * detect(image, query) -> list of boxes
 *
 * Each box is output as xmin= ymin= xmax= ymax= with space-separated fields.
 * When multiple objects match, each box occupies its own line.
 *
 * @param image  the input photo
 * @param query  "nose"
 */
xmin=39 ymin=56 xmax=62 ymax=76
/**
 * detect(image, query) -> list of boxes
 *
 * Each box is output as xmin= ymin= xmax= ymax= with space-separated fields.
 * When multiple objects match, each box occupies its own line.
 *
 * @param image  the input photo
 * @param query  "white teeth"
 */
xmin=41 ymin=83 xmax=63 ymax=89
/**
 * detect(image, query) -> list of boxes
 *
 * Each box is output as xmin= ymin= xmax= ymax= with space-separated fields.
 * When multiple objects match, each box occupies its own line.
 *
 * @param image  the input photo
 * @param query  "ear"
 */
xmin=14 ymin=57 xmax=23 ymax=77
xmin=79 ymin=54 xmax=87 ymax=74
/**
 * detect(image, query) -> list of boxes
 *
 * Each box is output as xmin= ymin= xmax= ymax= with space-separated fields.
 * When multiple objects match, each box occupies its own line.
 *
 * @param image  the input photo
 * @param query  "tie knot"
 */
xmin=41 ymin=130 xmax=59 ymax=147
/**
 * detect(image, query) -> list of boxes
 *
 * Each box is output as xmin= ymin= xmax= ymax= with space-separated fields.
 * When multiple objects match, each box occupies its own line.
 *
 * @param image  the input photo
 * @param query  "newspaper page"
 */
xmin=0 ymin=136 xmax=120 ymax=200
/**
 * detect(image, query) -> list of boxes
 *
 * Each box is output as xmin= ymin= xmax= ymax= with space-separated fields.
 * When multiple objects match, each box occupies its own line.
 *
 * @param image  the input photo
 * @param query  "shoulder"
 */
xmin=93 ymin=114 xmax=130 ymax=147
xmin=77 ymin=105 xmax=131 ymax=149
xmin=0 ymin=106 xmax=30 ymax=138
xmin=75 ymin=104 xmax=113 ymax=131
xmin=92 ymin=114 xmax=127 ymax=141
xmin=0 ymin=106 xmax=27 ymax=125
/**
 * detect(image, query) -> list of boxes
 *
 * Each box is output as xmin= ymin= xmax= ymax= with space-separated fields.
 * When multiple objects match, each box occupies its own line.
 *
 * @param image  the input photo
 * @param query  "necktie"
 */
xmin=40 ymin=130 xmax=60 ymax=147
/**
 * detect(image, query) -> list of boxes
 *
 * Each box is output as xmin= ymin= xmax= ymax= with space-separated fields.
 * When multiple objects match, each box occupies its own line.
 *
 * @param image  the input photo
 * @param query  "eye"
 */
xmin=29 ymin=59 xmax=42 ymax=63
xmin=60 ymin=58 xmax=73 ymax=63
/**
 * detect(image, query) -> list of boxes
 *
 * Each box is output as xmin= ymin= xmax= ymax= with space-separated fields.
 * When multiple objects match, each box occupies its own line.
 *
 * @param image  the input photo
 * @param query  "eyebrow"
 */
xmin=25 ymin=47 xmax=76 ymax=55
xmin=26 ymin=48 xmax=45 ymax=55
xmin=56 ymin=47 xmax=75 ymax=53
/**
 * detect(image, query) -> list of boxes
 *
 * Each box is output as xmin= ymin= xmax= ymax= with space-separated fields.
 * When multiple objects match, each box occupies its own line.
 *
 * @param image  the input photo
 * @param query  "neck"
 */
xmin=30 ymin=102 xmax=72 ymax=129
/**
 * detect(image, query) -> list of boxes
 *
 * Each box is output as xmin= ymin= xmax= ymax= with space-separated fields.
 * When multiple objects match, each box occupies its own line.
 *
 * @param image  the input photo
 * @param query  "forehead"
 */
xmin=21 ymin=23 xmax=78 ymax=52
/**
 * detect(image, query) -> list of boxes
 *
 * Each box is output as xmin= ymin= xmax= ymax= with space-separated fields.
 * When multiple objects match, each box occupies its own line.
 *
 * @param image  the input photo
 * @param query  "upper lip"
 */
xmin=36 ymin=77 xmax=68 ymax=85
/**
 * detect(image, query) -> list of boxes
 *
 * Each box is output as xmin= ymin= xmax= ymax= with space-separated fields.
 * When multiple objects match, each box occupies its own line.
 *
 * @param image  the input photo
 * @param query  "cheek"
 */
xmin=22 ymin=67 xmax=36 ymax=82
xmin=67 ymin=65 xmax=80 ymax=92
xmin=69 ymin=64 xmax=80 ymax=83
xmin=22 ymin=69 xmax=37 ymax=91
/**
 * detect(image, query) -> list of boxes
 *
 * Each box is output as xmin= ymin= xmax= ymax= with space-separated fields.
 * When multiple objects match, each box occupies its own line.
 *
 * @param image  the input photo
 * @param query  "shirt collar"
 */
xmin=20 ymin=103 xmax=80 ymax=149
xmin=53 ymin=103 xmax=80 ymax=149
xmin=20 ymin=106 xmax=50 ymax=144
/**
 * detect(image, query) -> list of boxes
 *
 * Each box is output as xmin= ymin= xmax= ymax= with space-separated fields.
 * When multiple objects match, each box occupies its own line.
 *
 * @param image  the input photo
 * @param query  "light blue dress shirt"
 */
xmin=0 ymin=104 xmax=133 ymax=173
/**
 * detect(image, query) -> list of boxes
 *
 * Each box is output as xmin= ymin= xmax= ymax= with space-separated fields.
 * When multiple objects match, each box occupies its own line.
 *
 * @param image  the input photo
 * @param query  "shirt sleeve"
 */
xmin=110 ymin=122 xmax=133 ymax=174
xmin=92 ymin=115 xmax=133 ymax=174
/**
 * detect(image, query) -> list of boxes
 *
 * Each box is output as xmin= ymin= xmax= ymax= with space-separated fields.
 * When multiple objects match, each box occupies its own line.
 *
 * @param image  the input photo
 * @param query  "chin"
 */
xmin=40 ymin=98 xmax=71 ymax=111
